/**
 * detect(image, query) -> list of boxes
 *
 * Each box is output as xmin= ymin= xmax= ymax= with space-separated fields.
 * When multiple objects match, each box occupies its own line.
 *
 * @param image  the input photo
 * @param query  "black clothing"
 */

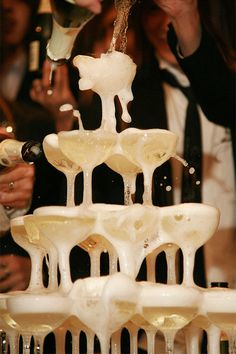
xmin=168 ymin=25 xmax=236 ymax=173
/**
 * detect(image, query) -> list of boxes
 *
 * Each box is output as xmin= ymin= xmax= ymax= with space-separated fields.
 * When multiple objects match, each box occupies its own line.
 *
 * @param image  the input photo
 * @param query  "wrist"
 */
xmin=172 ymin=9 xmax=202 ymax=57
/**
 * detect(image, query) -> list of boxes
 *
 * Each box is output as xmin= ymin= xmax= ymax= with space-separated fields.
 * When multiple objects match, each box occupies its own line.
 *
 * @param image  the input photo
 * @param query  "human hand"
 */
xmin=0 ymin=163 xmax=35 ymax=209
xmin=74 ymin=0 xmax=102 ymax=14
xmin=0 ymin=254 xmax=31 ymax=292
xmin=154 ymin=0 xmax=201 ymax=56
xmin=30 ymin=60 xmax=77 ymax=132
xmin=153 ymin=0 xmax=198 ymax=20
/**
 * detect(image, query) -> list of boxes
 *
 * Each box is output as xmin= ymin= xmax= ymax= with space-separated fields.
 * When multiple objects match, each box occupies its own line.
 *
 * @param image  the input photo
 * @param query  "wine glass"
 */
xmin=131 ymin=313 xmax=157 ymax=354
xmin=158 ymin=203 xmax=220 ymax=286
xmin=146 ymin=243 xmax=179 ymax=284
xmin=58 ymin=129 xmax=117 ymax=206
xmin=79 ymin=234 xmax=118 ymax=277
xmin=119 ymin=128 xmax=178 ymax=205
xmin=69 ymin=273 xmax=139 ymax=354
xmin=105 ymin=134 xmax=141 ymax=205
xmin=56 ymin=315 xmax=95 ymax=354
xmin=6 ymin=292 xmax=71 ymax=354
xmin=73 ymin=51 xmax=136 ymax=133
xmin=10 ymin=216 xmax=46 ymax=291
xmin=25 ymin=205 xmax=96 ymax=293
xmin=0 ymin=294 xmax=19 ymax=354
xmin=184 ymin=315 xmax=221 ymax=354
xmin=138 ymin=282 xmax=202 ymax=354
xmin=204 ymin=287 xmax=236 ymax=354
xmin=91 ymin=203 xmax=159 ymax=278
xmin=43 ymin=133 xmax=82 ymax=207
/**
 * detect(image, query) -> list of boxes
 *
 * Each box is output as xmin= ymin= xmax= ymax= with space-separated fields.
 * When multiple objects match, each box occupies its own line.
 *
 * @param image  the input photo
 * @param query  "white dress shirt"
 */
xmin=159 ymin=58 xmax=236 ymax=287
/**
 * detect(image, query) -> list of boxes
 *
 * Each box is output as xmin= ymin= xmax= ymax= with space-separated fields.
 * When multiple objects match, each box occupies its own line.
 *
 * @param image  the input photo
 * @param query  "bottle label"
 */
xmin=29 ymin=41 xmax=40 ymax=72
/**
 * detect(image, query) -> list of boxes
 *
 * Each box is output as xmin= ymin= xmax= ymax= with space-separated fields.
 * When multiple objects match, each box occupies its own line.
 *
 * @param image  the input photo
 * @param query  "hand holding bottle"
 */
xmin=0 ymin=163 xmax=35 ymax=209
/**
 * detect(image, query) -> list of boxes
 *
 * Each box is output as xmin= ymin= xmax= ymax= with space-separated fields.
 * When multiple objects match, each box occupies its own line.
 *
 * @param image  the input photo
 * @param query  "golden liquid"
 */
xmin=114 ymin=301 xmax=136 ymax=317
xmin=208 ymin=313 xmax=236 ymax=330
xmin=143 ymin=306 xmax=198 ymax=330
xmin=43 ymin=140 xmax=81 ymax=174
xmin=105 ymin=153 xmax=140 ymax=175
xmin=131 ymin=314 xmax=153 ymax=328
xmin=6 ymin=313 xmax=67 ymax=334
xmin=58 ymin=131 xmax=116 ymax=167
xmin=120 ymin=130 xmax=176 ymax=168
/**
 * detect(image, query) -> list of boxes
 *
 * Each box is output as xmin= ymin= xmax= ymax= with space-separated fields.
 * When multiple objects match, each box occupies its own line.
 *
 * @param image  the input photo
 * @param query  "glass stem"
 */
xmin=227 ymin=331 xmax=236 ymax=354
xmin=111 ymin=328 xmax=121 ymax=354
xmin=22 ymin=334 xmax=31 ymax=354
xmin=83 ymin=168 xmax=93 ymax=206
xmin=123 ymin=175 xmax=133 ymax=205
xmin=146 ymin=329 xmax=156 ymax=354
xmin=34 ymin=336 xmax=45 ymax=354
xmin=164 ymin=330 xmax=176 ymax=354
xmin=66 ymin=172 xmax=76 ymax=207
xmin=143 ymin=169 xmax=154 ymax=205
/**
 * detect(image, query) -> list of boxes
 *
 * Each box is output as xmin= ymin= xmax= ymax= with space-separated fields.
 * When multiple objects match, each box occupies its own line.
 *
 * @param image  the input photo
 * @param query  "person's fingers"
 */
xmin=42 ymin=59 xmax=52 ymax=88
xmin=0 ymin=272 xmax=29 ymax=293
xmin=75 ymin=0 xmax=102 ymax=14
xmin=0 ymin=164 xmax=35 ymax=184
xmin=0 ymin=256 xmax=31 ymax=292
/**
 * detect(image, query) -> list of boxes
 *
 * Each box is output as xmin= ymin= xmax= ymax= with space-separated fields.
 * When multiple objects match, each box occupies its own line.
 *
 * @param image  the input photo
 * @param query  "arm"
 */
xmin=154 ymin=0 xmax=201 ymax=56
xmin=74 ymin=0 xmax=102 ymax=14
xmin=154 ymin=0 xmax=236 ymax=129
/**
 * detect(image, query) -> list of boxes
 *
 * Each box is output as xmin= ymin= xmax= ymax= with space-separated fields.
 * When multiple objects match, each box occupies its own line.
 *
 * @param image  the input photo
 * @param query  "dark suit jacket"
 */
xmin=168 ymin=25 xmax=236 ymax=173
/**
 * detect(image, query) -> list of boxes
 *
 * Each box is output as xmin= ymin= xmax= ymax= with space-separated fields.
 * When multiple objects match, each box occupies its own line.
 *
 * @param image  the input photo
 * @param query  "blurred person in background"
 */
xmin=154 ymin=0 xmax=236 ymax=172
xmin=0 ymin=0 xmax=65 ymax=293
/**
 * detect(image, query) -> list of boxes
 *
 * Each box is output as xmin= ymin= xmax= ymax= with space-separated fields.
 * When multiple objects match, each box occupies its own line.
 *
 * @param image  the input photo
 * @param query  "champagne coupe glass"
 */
xmin=105 ymin=135 xmax=141 ymax=205
xmin=43 ymin=133 xmax=82 ymax=207
xmin=0 ymin=294 xmax=19 ymax=354
xmin=99 ymin=203 xmax=160 ymax=278
xmin=6 ymin=292 xmax=71 ymax=354
xmin=79 ymin=234 xmax=118 ymax=277
xmin=73 ymin=51 xmax=136 ymax=133
xmin=10 ymin=216 xmax=46 ymax=291
xmin=56 ymin=316 xmax=95 ymax=354
xmin=58 ymin=129 xmax=117 ymax=206
xmin=131 ymin=313 xmax=157 ymax=354
xmin=69 ymin=273 xmax=139 ymax=354
xmin=184 ymin=315 xmax=221 ymax=354
xmin=25 ymin=206 xmax=96 ymax=293
xmin=204 ymin=287 xmax=236 ymax=354
xmin=146 ymin=243 xmax=179 ymax=284
xmin=158 ymin=203 xmax=220 ymax=286
xmin=119 ymin=128 xmax=178 ymax=205
xmin=139 ymin=282 xmax=202 ymax=354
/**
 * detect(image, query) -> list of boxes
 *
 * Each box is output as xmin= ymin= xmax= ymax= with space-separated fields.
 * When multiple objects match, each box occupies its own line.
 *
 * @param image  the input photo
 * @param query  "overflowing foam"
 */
xmin=73 ymin=51 xmax=136 ymax=132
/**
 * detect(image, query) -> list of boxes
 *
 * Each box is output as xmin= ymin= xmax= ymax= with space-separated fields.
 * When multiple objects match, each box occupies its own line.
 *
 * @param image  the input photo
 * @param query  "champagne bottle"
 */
xmin=47 ymin=0 xmax=94 ymax=64
xmin=210 ymin=282 xmax=229 ymax=354
xmin=29 ymin=0 xmax=53 ymax=79
xmin=0 ymin=139 xmax=42 ymax=169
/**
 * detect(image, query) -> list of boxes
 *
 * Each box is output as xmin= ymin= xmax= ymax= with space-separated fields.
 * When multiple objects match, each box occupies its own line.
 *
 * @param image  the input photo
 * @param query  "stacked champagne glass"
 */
xmin=2 ymin=48 xmax=236 ymax=354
